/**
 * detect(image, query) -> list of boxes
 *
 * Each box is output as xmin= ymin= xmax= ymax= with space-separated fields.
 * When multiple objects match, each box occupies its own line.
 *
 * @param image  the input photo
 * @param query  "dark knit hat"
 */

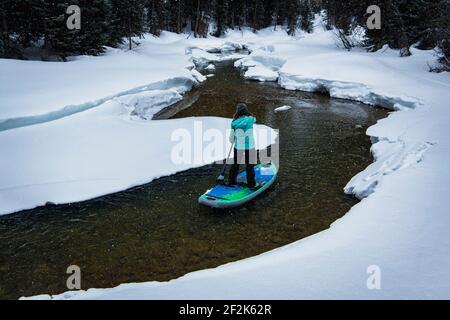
xmin=236 ymin=103 xmax=249 ymax=113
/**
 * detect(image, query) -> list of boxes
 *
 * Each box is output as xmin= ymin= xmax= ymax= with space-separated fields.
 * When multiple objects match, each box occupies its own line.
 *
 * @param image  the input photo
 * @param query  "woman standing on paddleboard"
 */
xmin=228 ymin=103 xmax=257 ymax=189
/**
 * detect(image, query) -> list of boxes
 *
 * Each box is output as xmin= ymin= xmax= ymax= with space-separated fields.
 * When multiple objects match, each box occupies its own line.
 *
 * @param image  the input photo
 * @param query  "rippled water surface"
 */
xmin=0 ymin=62 xmax=387 ymax=299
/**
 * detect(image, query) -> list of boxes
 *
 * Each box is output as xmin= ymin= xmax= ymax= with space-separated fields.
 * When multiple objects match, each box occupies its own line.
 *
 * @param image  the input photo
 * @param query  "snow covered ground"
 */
xmin=4 ymin=17 xmax=450 ymax=299
xmin=0 ymin=33 xmax=247 ymax=130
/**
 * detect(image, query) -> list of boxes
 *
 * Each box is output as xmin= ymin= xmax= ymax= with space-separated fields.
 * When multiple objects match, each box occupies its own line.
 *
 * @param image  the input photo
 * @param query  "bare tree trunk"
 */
xmin=128 ymin=13 xmax=132 ymax=50
xmin=177 ymin=0 xmax=181 ymax=33
xmin=42 ymin=34 xmax=50 ymax=61
xmin=1 ymin=1 xmax=9 ymax=54
xmin=194 ymin=0 xmax=201 ymax=37
xmin=253 ymin=1 xmax=257 ymax=32
xmin=390 ymin=0 xmax=411 ymax=57
xmin=273 ymin=1 xmax=279 ymax=31
xmin=337 ymin=29 xmax=352 ymax=50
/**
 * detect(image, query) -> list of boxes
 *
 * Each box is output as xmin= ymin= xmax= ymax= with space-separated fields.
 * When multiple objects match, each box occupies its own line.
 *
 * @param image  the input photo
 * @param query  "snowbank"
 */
xmin=0 ymin=43 xmax=192 ymax=122
xmin=278 ymin=73 xmax=422 ymax=110
xmin=235 ymin=49 xmax=286 ymax=82
xmin=114 ymin=89 xmax=184 ymax=120
xmin=0 ymin=33 xmax=245 ymax=131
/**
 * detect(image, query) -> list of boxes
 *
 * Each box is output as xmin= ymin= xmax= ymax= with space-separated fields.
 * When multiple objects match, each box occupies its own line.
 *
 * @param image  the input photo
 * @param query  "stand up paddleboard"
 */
xmin=198 ymin=163 xmax=277 ymax=209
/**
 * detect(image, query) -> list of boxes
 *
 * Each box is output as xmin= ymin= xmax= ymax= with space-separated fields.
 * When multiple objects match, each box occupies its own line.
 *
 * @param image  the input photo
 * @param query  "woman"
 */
xmin=228 ymin=103 xmax=257 ymax=189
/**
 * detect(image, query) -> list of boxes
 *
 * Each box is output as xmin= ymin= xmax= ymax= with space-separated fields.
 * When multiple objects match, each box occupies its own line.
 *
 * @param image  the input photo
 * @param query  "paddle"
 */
xmin=217 ymin=140 xmax=235 ymax=182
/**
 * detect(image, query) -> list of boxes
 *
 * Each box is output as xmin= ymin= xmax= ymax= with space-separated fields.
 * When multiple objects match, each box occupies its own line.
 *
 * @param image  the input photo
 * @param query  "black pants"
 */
xmin=229 ymin=148 xmax=257 ymax=188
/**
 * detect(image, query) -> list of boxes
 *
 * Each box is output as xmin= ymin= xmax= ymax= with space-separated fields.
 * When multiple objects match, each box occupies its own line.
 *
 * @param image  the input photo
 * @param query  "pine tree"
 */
xmin=272 ymin=1 xmax=283 ymax=29
xmin=286 ymin=0 xmax=300 ymax=35
xmin=110 ymin=0 xmax=146 ymax=50
xmin=323 ymin=0 xmax=450 ymax=60
xmin=0 ymin=0 xmax=12 ymax=57
xmin=192 ymin=0 xmax=210 ymax=37
xmin=147 ymin=0 xmax=165 ymax=36
xmin=1 ymin=0 xmax=48 ymax=58
xmin=299 ymin=0 xmax=314 ymax=33
xmin=261 ymin=0 xmax=275 ymax=29
xmin=75 ymin=0 xmax=112 ymax=56
xmin=435 ymin=0 xmax=450 ymax=70
xmin=40 ymin=1 xmax=79 ymax=60
xmin=249 ymin=0 xmax=265 ymax=31
xmin=229 ymin=0 xmax=245 ymax=29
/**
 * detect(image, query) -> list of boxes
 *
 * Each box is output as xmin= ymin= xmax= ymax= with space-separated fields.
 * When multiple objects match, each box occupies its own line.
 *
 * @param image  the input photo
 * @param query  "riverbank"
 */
xmin=4 ymin=16 xmax=450 ymax=299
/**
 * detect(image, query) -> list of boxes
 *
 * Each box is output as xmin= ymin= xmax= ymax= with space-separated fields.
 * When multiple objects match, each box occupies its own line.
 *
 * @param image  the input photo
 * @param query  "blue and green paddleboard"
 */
xmin=198 ymin=163 xmax=277 ymax=209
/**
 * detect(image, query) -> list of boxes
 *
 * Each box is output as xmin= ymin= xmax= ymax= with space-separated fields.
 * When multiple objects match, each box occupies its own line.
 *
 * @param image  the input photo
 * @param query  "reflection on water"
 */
xmin=0 ymin=62 xmax=387 ymax=299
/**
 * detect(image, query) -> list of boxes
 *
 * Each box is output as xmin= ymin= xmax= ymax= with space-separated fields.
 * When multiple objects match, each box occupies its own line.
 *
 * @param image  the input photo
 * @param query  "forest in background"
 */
xmin=0 ymin=0 xmax=449 ymax=70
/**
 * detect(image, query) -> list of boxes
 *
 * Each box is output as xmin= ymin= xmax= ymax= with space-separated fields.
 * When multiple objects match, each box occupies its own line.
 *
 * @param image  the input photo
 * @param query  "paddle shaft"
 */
xmin=219 ymin=141 xmax=235 ymax=177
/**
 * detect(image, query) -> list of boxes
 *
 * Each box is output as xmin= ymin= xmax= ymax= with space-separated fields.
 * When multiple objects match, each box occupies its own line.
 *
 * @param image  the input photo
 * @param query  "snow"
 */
xmin=235 ymin=50 xmax=286 ymax=82
xmin=274 ymin=105 xmax=292 ymax=112
xmin=243 ymin=65 xmax=279 ymax=82
xmin=190 ymin=69 xmax=207 ymax=83
xmin=113 ymin=89 xmax=184 ymax=120
xmin=0 ymin=41 xmax=192 ymax=122
xmin=7 ymin=16 xmax=450 ymax=299
xmin=187 ymin=46 xmax=247 ymax=68
xmin=189 ymin=48 xmax=222 ymax=66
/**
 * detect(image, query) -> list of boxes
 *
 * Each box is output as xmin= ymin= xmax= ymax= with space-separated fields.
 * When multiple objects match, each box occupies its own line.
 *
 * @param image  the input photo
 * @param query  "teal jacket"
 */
xmin=229 ymin=116 xmax=256 ymax=150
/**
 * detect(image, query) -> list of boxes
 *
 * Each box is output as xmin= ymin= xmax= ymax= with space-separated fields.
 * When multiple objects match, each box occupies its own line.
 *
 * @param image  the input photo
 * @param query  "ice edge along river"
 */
xmin=12 ymin=18 xmax=450 ymax=299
